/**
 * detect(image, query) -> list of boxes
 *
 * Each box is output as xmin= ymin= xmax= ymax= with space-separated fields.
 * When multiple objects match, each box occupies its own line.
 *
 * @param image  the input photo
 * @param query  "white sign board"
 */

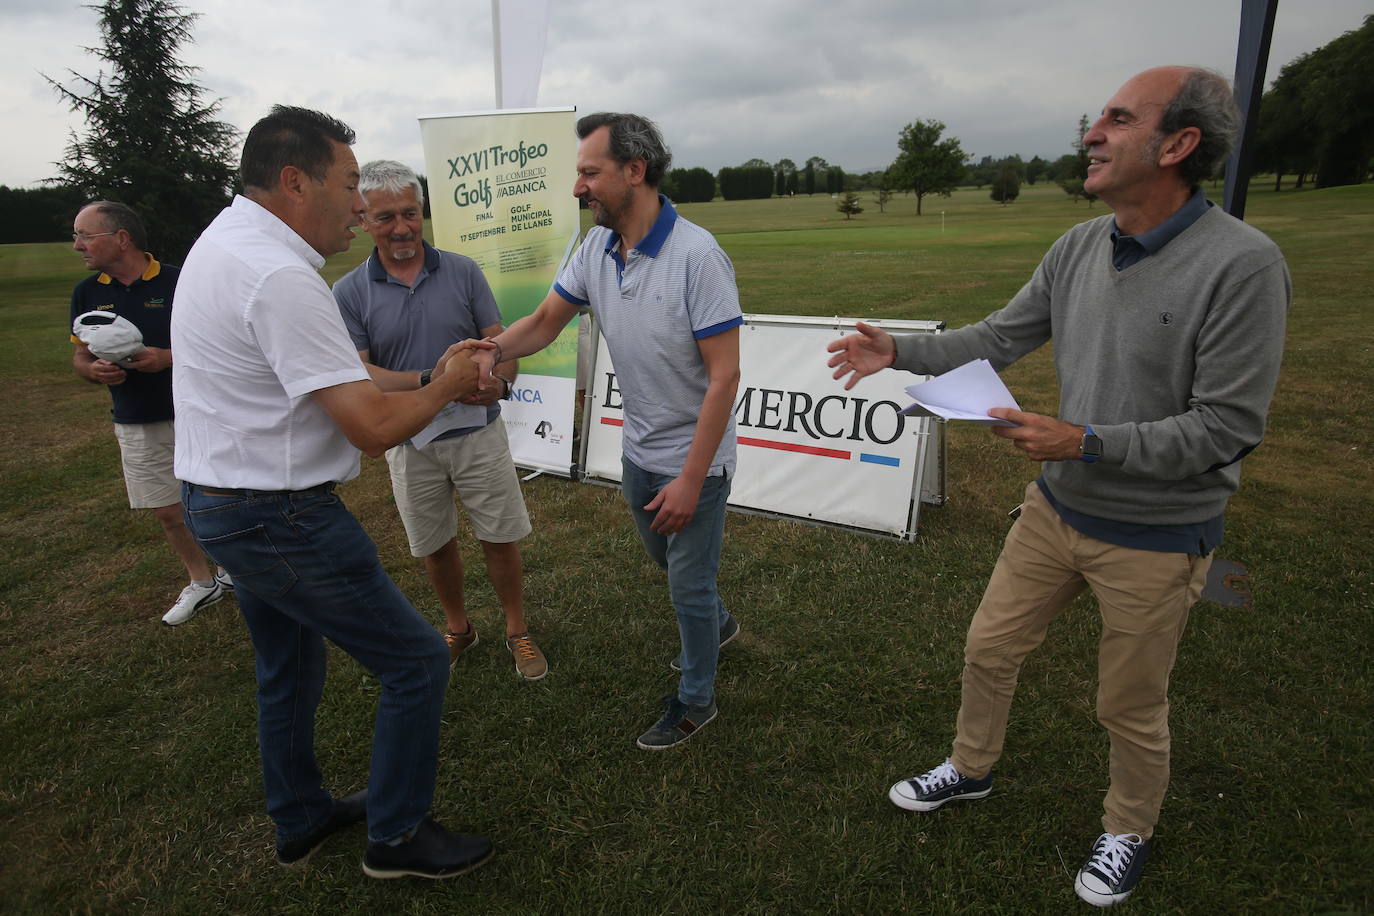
xmin=580 ymin=314 xmax=946 ymax=539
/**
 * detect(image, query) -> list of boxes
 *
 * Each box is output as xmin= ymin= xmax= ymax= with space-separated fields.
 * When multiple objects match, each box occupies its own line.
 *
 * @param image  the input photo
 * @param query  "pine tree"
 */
xmin=836 ymin=192 xmax=864 ymax=220
xmin=47 ymin=0 xmax=238 ymax=263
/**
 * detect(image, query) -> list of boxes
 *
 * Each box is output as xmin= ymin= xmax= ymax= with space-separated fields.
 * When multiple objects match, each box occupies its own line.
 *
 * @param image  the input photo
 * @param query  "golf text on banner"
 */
xmin=581 ymin=315 xmax=948 ymax=539
xmin=419 ymin=106 xmax=580 ymax=475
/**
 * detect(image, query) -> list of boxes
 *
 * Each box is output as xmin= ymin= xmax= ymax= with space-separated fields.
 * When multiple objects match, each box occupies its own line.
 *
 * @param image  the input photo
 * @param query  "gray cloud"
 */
xmin=1 ymin=0 xmax=1369 ymax=188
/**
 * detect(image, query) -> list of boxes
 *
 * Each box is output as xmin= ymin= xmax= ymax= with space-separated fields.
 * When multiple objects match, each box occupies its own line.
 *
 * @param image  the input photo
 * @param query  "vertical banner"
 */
xmin=492 ymin=0 xmax=552 ymax=109
xmin=418 ymin=107 xmax=580 ymax=475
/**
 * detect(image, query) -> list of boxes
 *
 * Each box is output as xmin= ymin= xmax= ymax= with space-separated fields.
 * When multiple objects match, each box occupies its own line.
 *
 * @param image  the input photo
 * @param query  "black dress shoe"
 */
xmin=362 ymin=817 xmax=493 ymax=879
xmin=275 ymin=789 xmax=368 ymax=867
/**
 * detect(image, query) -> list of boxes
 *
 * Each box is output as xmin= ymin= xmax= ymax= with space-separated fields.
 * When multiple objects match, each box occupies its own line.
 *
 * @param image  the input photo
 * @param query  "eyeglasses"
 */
xmin=72 ymin=231 xmax=118 ymax=242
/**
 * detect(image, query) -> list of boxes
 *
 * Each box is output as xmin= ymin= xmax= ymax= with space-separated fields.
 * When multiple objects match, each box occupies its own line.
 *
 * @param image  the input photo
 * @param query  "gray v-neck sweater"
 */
xmin=893 ymin=205 xmax=1290 ymax=525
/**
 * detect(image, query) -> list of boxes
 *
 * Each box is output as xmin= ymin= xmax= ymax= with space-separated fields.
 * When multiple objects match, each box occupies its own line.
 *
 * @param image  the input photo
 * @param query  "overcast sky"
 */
xmin=1 ymin=0 xmax=1369 ymax=189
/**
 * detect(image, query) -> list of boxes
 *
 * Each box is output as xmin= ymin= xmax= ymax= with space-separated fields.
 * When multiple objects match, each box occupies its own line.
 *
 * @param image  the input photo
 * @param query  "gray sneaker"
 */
xmin=635 ymin=695 xmax=718 ymax=750
xmin=671 ymin=614 xmax=740 ymax=671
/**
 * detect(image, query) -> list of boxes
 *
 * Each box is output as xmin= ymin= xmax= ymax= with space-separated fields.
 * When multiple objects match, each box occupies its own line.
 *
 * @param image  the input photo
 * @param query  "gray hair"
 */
xmin=359 ymin=159 xmax=425 ymax=207
xmin=82 ymin=200 xmax=148 ymax=252
xmin=1157 ymin=68 xmax=1240 ymax=187
xmin=576 ymin=112 xmax=673 ymax=187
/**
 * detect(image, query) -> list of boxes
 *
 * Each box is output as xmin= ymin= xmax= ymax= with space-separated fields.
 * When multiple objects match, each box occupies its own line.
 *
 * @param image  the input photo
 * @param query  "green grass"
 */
xmin=1 ymin=180 xmax=1371 ymax=913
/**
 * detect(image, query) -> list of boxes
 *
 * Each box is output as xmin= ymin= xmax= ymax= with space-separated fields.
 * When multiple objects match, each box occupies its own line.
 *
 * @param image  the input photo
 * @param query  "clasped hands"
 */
xmin=90 ymin=346 xmax=170 ymax=385
xmin=425 ymin=338 xmax=506 ymax=406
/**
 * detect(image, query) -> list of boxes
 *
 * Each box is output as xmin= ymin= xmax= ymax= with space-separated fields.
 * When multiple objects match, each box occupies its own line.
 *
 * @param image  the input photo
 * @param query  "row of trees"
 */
xmin=22 ymin=1 xmax=1368 ymax=247
xmin=0 ymin=185 xmax=88 ymax=245
xmin=658 ymin=157 xmax=852 ymax=204
xmin=1254 ymin=14 xmax=1373 ymax=189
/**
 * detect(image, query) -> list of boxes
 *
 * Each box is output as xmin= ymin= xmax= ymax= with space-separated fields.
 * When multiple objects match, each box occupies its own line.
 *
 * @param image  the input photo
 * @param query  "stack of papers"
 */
xmin=900 ymin=359 xmax=1021 ymax=426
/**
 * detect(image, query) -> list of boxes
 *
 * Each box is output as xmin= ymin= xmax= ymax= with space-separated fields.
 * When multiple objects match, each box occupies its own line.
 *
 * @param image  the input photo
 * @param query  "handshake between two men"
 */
xmin=424 ymin=338 xmax=509 ymax=406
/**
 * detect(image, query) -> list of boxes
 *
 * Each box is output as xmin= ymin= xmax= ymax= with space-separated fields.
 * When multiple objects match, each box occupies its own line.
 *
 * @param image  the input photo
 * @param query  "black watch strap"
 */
xmin=418 ymin=368 xmax=433 ymax=387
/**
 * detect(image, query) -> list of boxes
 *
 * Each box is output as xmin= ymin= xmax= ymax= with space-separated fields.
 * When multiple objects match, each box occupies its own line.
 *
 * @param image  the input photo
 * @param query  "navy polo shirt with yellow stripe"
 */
xmin=69 ymin=257 xmax=178 ymax=424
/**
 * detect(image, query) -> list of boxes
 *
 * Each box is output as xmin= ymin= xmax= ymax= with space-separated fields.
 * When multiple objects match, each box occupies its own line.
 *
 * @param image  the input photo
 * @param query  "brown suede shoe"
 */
xmin=445 ymin=623 xmax=477 ymax=668
xmin=505 ymin=632 xmax=548 ymax=680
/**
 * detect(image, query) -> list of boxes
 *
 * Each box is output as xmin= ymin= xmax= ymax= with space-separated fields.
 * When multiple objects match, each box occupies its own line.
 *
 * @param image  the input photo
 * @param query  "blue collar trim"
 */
xmin=603 ymin=194 xmax=678 ymax=258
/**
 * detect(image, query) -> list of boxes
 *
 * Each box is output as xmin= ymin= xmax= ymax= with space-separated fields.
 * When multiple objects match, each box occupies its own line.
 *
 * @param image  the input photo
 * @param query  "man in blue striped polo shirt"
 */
xmin=470 ymin=112 xmax=743 ymax=750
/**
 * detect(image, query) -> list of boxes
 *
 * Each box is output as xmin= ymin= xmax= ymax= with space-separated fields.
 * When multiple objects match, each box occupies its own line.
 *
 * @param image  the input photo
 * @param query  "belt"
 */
xmin=188 ymin=482 xmax=337 ymax=498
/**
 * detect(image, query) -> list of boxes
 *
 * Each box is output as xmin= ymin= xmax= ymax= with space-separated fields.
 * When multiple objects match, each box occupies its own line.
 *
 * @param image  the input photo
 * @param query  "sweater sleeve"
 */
xmin=891 ymin=240 xmax=1060 ymax=376
xmin=1094 ymin=254 xmax=1290 ymax=479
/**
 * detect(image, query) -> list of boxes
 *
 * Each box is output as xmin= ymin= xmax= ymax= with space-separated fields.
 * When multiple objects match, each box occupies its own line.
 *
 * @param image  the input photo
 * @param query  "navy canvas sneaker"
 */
xmin=1074 ymin=832 xmax=1151 ymax=907
xmin=888 ymin=758 xmax=993 ymax=812
xmin=635 ymin=695 xmax=718 ymax=750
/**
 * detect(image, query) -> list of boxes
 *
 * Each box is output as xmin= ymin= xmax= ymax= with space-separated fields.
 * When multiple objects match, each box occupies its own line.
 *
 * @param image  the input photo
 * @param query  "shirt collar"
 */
xmin=1111 ymin=187 xmax=1211 ymax=257
xmin=602 ymin=194 xmax=678 ymax=258
xmin=96 ymin=254 xmax=162 ymax=286
xmin=367 ymin=239 xmax=440 ymax=282
xmin=232 ymin=194 xmax=326 ymax=270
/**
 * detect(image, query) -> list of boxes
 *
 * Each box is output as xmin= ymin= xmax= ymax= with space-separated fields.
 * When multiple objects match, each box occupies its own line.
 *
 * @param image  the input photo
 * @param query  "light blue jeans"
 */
xmin=182 ymin=482 xmax=449 ymax=845
xmin=620 ymin=456 xmax=732 ymax=707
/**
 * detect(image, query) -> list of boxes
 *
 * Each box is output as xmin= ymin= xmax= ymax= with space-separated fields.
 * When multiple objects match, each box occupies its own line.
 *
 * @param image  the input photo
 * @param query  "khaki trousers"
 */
xmin=951 ymin=481 xmax=1211 ymax=838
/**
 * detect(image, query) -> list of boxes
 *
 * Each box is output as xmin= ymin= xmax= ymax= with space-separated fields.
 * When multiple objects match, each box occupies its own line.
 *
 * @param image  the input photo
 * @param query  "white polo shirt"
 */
xmin=172 ymin=195 xmax=370 ymax=490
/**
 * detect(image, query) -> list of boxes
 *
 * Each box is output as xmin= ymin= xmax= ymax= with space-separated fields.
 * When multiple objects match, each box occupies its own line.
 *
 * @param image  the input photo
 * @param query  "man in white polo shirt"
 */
xmin=172 ymin=105 xmax=492 ymax=880
xmin=470 ymin=112 xmax=743 ymax=750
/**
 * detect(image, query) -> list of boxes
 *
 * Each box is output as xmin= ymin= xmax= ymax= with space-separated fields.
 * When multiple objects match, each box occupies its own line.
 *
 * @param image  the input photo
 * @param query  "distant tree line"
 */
xmin=1254 ymin=14 xmax=1373 ymax=189
xmin=0 ymin=185 xmax=88 ymax=244
xmin=717 ymin=165 xmax=774 ymax=200
xmin=659 ymin=167 xmax=715 ymax=203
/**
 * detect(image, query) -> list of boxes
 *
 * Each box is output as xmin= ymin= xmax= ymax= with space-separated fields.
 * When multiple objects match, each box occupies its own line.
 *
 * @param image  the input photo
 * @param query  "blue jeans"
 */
xmin=620 ymin=457 xmax=731 ymax=707
xmin=182 ymin=483 xmax=448 ymax=845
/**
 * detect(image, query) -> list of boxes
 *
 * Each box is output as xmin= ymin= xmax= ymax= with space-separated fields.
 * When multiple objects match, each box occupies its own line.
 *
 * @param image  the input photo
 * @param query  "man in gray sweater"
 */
xmin=828 ymin=67 xmax=1289 ymax=907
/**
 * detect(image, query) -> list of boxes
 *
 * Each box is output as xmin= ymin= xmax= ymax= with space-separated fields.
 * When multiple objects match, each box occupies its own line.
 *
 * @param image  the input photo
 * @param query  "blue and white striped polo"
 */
xmin=555 ymin=196 xmax=743 ymax=477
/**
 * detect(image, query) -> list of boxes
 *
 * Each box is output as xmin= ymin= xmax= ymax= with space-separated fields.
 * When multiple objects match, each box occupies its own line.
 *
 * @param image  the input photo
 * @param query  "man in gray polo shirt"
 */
xmin=334 ymin=160 xmax=546 ymax=680
xmin=470 ymin=112 xmax=743 ymax=750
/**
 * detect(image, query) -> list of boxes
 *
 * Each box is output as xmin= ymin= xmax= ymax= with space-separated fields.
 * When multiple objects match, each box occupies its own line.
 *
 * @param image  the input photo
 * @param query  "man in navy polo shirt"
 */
xmin=471 ymin=112 xmax=743 ymax=749
xmin=333 ymin=160 xmax=547 ymax=681
xmin=69 ymin=200 xmax=231 ymax=626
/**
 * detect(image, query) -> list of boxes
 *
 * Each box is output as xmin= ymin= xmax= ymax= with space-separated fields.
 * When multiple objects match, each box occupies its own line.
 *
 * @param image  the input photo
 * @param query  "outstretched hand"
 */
xmin=826 ymin=321 xmax=896 ymax=390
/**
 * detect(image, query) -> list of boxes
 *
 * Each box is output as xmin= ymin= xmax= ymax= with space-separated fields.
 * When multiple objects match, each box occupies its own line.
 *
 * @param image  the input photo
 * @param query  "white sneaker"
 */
xmin=162 ymin=579 xmax=226 ymax=626
xmin=214 ymin=569 xmax=234 ymax=591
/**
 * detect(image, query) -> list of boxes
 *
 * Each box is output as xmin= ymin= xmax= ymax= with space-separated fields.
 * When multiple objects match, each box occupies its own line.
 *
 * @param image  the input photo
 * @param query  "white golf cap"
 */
xmin=72 ymin=310 xmax=145 ymax=366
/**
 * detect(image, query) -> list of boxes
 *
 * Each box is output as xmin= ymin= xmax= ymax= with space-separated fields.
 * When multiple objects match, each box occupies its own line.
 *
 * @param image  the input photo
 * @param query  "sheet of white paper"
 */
xmin=902 ymin=359 xmax=1021 ymax=426
xmin=410 ymin=402 xmax=487 ymax=449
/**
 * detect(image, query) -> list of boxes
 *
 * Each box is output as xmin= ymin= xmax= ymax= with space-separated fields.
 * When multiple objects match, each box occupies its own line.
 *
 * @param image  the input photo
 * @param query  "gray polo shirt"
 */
xmin=554 ymin=196 xmax=743 ymax=477
xmin=334 ymin=241 xmax=503 ymax=435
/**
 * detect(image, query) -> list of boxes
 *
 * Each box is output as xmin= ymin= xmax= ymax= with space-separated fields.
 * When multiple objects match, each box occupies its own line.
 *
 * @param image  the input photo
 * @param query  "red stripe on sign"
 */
xmin=738 ymin=436 xmax=851 ymax=459
xmin=600 ymin=417 xmax=624 ymax=427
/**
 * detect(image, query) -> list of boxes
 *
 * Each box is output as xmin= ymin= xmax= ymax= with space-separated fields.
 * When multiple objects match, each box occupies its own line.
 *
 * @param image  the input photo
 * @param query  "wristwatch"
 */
xmin=494 ymin=374 xmax=514 ymax=400
xmin=1080 ymin=425 xmax=1102 ymax=463
xmin=418 ymin=368 xmax=433 ymax=387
